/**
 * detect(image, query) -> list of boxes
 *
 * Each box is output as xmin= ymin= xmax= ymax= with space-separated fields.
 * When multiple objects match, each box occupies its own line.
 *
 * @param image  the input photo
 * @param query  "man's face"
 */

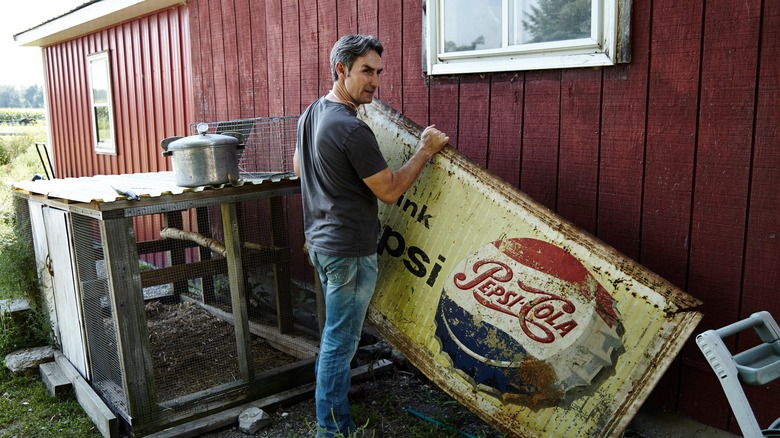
xmin=341 ymin=49 xmax=383 ymax=105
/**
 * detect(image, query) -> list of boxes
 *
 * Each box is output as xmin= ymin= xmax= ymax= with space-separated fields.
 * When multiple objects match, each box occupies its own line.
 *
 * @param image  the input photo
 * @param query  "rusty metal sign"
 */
xmin=360 ymin=99 xmax=702 ymax=438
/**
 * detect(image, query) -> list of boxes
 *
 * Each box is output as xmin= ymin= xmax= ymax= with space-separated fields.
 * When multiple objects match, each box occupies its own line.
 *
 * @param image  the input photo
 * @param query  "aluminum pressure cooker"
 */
xmin=161 ymin=123 xmax=244 ymax=187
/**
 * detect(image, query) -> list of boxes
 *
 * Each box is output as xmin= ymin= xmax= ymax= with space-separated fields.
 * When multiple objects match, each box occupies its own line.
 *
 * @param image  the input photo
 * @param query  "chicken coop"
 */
xmin=13 ymin=116 xmax=323 ymax=436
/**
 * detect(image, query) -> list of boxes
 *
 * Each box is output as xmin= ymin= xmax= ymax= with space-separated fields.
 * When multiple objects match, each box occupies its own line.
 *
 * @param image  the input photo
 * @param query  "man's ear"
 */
xmin=336 ymin=62 xmax=348 ymax=78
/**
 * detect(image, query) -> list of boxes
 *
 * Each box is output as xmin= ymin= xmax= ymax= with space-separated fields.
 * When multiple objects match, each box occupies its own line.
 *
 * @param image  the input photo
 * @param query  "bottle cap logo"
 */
xmin=435 ymin=238 xmax=623 ymax=407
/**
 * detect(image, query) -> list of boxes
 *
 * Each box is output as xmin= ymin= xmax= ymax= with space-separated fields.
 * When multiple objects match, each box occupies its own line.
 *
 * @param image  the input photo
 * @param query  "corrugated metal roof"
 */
xmin=13 ymin=171 xmax=298 ymax=204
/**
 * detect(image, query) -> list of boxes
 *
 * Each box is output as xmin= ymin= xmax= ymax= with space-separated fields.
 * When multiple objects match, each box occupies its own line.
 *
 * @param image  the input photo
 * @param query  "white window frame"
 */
xmin=425 ymin=0 xmax=620 ymax=75
xmin=87 ymin=51 xmax=116 ymax=154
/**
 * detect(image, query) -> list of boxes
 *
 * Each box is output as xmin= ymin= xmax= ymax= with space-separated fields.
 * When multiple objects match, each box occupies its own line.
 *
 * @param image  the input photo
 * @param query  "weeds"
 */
xmin=0 ymin=126 xmax=99 ymax=437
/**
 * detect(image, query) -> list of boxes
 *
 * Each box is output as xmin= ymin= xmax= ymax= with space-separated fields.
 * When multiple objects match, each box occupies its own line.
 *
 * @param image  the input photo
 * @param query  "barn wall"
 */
xmin=34 ymin=0 xmax=779 ymax=431
xmin=195 ymin=0 xmax=778 ymax=432
xmin=44 ymin=5 xmax=193 ymax=179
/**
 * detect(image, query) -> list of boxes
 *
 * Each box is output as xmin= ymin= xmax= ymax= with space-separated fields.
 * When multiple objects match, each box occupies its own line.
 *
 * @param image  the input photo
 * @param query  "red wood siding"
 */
xmin=162 ymin=0 xmax=780 ymax=433
xmin=36 ymin=0 xmax=779 ymax=432
xmin=44 ymin=5 xmax=192 ymax=179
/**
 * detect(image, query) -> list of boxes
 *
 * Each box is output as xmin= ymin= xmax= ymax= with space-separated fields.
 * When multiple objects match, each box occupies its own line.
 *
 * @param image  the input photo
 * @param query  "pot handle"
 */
xmin=219 ymin=131 xmax=244 ymax=145
xmin=161 ymin=136 xmax=183 ymax=156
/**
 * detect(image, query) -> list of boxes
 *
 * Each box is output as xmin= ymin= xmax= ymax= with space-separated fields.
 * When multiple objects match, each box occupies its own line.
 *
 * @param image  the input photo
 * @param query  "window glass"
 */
xmin=90 ymin=58 xmax=109 ymax=104
xmin=94 ymin=107 xmax=111 ymax=144
xmin=443 ymin=0 xmax=502 ymax=52
xmin=517 ymin=0 xmax=592 ymax=44
xmin=87 ymin=52 xmax=115 ymax=154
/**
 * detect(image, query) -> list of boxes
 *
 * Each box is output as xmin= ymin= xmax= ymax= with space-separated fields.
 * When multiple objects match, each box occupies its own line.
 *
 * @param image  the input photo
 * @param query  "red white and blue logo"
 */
xmin=435 ymin=238 xmax=624 ymax=408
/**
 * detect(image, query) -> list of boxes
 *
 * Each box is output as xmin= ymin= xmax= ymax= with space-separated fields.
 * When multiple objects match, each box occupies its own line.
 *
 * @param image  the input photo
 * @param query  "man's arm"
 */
xmin=363 ymin=125 xmax=449 ymax=205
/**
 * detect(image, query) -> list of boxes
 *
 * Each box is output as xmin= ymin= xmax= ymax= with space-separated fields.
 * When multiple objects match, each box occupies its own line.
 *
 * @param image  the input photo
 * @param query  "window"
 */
xmin=87 ymin=52 xmax=116 ymax=154
xmin=425 ymin=0 xmax=626 ymax=75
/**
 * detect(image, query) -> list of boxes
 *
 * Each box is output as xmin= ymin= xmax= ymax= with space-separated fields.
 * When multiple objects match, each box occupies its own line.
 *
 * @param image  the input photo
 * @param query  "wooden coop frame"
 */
xmin=14 ymin=171 xmax=319 ymax=436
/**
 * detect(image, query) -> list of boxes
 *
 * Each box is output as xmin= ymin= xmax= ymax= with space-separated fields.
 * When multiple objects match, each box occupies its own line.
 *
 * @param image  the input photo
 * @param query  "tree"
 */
xmin=523 ymin=0 xmax=591 ymax=43
xmin=445 ymin=35 xmax=486 ymax=53
xmin=23 ymin=86 xmax=44 ymax=108
xmin=0 ymin=85 xmax=44 ymax=108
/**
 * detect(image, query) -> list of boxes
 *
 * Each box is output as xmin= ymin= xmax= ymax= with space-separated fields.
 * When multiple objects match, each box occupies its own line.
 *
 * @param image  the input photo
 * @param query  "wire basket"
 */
xmin=190 ymin=116 xmax=299 ymax=176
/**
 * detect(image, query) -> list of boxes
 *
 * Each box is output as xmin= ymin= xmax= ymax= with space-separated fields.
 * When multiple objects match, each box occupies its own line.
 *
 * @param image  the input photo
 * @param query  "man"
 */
xmin=294 ymin=34 xmax=449 ymax=437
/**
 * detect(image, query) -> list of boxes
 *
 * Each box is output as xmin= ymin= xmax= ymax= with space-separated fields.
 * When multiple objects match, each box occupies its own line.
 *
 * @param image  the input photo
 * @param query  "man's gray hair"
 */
xmin=330 ymin=34 xmax=384 ymax=81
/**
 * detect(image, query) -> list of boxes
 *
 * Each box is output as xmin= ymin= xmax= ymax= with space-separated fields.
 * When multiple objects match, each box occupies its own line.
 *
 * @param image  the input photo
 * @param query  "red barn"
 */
xmin=15 ymin=0 xmax=780 ymax=435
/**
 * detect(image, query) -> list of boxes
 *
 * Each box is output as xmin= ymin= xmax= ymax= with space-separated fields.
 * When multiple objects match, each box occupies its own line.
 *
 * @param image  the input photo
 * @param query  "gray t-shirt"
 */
xmin=296 ymin=97 xmax=389 ymax=256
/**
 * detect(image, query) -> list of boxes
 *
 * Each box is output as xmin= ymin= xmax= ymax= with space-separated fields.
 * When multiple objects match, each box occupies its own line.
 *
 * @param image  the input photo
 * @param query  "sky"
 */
xmin=1 ymin=1 xmax=87 ymax=86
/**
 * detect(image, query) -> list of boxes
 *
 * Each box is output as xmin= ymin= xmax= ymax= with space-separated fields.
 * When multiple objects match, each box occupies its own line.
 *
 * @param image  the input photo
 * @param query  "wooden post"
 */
xmin=163 ymin=211 xmax=187 ymax=300
xmin=221 ymin=202 xmax=254 ymax=382
xmin=100 ymin=217 xmax=158 ymax=424
xmin=267 ymin=196 xmax=293 ymax=333
xmin=196 ymin=207 xmax=216 ymax=304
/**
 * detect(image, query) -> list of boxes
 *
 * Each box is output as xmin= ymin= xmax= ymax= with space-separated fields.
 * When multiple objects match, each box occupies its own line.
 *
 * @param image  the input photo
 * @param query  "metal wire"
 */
xmin=190 ymin=116 xmax=299 ymax=175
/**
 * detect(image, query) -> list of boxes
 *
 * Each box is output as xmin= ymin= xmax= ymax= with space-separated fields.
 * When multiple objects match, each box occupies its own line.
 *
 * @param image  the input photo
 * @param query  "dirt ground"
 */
xmin=199 ymin=363 xmax=507 ymax=438
xmin=139 ymin=300 xmax=498 ymax=437
xmin=141 ymin=301 xmax=645 ymax=438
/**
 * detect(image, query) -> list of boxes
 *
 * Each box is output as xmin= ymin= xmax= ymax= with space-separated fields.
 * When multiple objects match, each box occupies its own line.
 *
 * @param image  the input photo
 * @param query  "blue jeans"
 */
xmin=308 ymin=251 xmax=378 ymax=438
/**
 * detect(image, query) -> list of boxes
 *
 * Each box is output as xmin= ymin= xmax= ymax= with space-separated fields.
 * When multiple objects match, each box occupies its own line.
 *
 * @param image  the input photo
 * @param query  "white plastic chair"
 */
xmin=696 ymin=311 xmax=780 ymax=437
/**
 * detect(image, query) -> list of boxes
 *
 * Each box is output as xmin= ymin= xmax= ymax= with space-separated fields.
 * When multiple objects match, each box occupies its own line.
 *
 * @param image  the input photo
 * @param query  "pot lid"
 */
xmin=161 ymin=123 xmax=243 ymax=151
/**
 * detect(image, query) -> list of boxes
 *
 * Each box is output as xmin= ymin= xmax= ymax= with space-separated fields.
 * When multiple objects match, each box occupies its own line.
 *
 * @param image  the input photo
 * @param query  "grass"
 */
xmin=0 ymin=367 xmax=100 ymax=437
xmin=0 ymin=124 xmax=101 ymax=437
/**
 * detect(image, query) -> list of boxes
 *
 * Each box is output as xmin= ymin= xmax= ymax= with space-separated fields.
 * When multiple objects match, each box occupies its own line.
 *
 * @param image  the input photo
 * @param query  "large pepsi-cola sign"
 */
xmin=435 ymin=238 xmax=623 ymax=408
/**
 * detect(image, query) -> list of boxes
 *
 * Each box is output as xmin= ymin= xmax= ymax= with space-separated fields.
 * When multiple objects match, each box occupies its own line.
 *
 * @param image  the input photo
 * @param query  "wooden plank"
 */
xmin=641 ymin=0 xmax=701 ymax=291
xmin=196 ymin=206 xmax=217 ymax=303
xmin=180 ymin=295 xmax=318 ymax=359
xmin=456 ymin=75 xmax=489 ymax=167
xmin=298 ymin=0 xmax=320 ymax=107
xmin=376 ymin=0 xmax=402 ymax=108
xmin=195 ymin=0 xmax=217 ymax=120
xmin=221 ymin=202 xmax=254 ymax=382
xmin=281 ymin=0 xmax=300 ymax=116
xmin=598 ymin=57 xmax=648 ymax=260
xmin=520 ymin=71 xmax=561 ymax=211
xmin=739 ymin=6 xmax=780 ymax=429
xmin=221 ymin=0 xmax=242 ymax=121
xmin=146 ymin=360 xmax=392 ymax=438
xmin=360 ymin=99 xmax=702 ymax=438
xmin=247 ymin=0 xmax=269 ymax=116
xmin=357 ymin=0 xmax=378 ymax=36
xmin=336 ymin=0 xmax=358 ymax=34
xmin=400 ymin=0 xmax=428 ymax=125
xmin=428 ymin=76 xmax=459 ymax=149
xmin=208 ymin=0 xmax=228 ymax=121
xmin=678 ymin=0 xmax=762 ymax=431
xmin=318 ymin=0 xmax=338 ymax=95
xmin=40 ymin=361 xmax=72 ymax=396
xmin=485 ymin=73 xmax=523 ymax=188
xmin=55 ymin=352 xmax=118 ymax=438
xmin=265 ymin=0 xmax=284 ymax=116
xmin=45 ymin=208 xmax=89 ymax=377
xmin=557 ymin=68 xmax=602 ymax=235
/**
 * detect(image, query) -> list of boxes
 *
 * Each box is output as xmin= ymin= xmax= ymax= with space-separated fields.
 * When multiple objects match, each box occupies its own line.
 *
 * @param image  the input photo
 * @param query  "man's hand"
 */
xmin=418 ymin=125 xmax=450 ymax=159
xmin=364 ymin=125 xmax=450 ymax=205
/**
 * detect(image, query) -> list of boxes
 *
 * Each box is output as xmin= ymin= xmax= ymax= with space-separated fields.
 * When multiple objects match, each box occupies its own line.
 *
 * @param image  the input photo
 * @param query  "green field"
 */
xmin=0 ymin=107 xmax=45 ymax=126
xmin=0 ymin=124 xmax=47 ymax=136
